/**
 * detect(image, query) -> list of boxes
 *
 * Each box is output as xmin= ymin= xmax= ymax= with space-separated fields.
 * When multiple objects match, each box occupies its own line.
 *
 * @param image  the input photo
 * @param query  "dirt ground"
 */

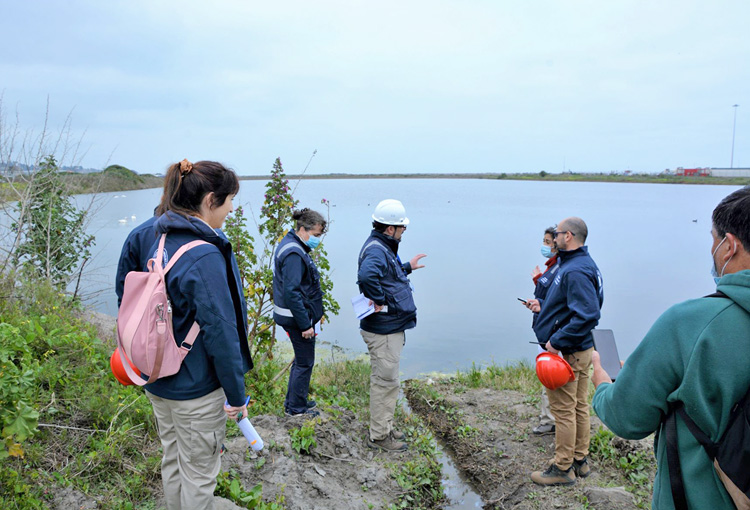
xmin=214 ymin=407 xmax=418 ymax=510
xmin=405 ymin=380 xmax=655 ymax=510
xmin=53 ymin=312 xmax=654 ymax=509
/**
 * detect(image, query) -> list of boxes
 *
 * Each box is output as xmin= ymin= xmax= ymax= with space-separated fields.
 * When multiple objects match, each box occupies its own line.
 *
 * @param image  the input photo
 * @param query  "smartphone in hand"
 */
xmin=517 ymin=297 xmax=528 ymax=304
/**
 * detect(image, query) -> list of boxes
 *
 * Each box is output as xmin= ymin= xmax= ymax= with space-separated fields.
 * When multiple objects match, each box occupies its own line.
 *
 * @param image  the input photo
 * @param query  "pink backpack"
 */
xmin=116 ymin=234 xmax=208 ymax=386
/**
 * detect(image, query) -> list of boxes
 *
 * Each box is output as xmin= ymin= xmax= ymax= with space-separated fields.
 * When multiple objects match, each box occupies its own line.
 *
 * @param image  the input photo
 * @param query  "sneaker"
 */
xmin=573 ymin=457 xmax=591 ymax=478
xmin=532 ymin=423 xmax=555 ymax=435
xmin=366 ymin=436 xmax=407 ymax=452
xmin=286 ymin=408 xmax=320 ymax=418
xmin=306 ymin=400 xmax=317 ymax=409
xmin=531 ymin=463 xmax=576 ymax=486
xmin=390 ymin=429 xmax=405 ymax=440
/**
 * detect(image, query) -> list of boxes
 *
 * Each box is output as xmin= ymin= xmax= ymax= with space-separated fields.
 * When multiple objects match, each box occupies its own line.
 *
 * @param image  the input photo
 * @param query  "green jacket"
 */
xmin=592 ymin=270 xmax=750 ymax=510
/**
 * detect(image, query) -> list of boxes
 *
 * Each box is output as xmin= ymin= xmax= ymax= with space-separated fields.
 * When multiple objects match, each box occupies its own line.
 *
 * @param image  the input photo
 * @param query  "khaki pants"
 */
xmin=147 ymin=388 xmax=227 ymax=510
xmin=361 ymin=330 xmax=404 ymax=441
xmin=546 ymin=347 xmax=593 ymax=470
xmin=539 ymin=389 xmax=555 ymax=426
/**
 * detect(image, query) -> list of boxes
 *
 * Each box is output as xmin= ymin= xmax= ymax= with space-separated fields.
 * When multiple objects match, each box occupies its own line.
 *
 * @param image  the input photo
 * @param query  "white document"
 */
xmin=351 ymin=293 xmax=376 ymax=320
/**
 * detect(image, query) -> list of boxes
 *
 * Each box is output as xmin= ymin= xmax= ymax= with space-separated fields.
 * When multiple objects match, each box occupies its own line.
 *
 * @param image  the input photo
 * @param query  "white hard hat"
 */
xmin=372 ymin=199 xmax=410 ymax=226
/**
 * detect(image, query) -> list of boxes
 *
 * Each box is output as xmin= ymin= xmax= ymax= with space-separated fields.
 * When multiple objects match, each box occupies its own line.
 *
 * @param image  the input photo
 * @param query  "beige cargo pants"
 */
xmin=361 ymin=330 xmax=405 ymax=441
xmin=147 ymin=387 xmax=227 ymax=510
xmin=546 ymin=347 xmax=593 ymax=470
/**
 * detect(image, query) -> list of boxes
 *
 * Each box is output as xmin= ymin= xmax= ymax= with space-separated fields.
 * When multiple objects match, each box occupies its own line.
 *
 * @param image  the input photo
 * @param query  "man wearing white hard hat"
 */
xmin=357 ymin=199 xmax=426 ymax=452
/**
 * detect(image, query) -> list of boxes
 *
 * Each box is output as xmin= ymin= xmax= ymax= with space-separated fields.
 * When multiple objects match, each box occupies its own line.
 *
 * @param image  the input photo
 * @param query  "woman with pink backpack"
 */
xmin=116 ymin=159 xmax=252 ymax=510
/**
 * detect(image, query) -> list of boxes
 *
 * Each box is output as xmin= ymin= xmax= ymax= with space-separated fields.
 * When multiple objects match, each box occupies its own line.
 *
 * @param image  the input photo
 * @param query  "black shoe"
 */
xmin=306 ymin=400 xmax=317 ymax=409
xmin=286 ymin=408 xmax=320 ymax=418
xmin=573 ymin=457 xmax=591 ymax=478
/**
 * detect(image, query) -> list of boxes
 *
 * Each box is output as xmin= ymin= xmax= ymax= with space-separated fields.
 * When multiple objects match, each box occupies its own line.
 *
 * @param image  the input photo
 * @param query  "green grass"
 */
xmin=451 ymin=360 xmax=542 ymax=396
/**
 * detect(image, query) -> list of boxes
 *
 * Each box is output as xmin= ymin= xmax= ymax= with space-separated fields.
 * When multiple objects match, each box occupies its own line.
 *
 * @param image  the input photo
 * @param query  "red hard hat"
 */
xmin=110 ymin=349 xmax=137 ymax=386
xmin=535 ymin=352 xmax=575 ymax=390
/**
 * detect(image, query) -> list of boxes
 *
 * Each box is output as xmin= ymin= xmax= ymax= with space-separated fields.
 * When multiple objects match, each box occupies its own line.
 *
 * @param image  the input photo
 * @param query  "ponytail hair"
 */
xmin=159 ymin=159 xmax=240 ymax=217
xmin=293 ymin=208 xmax=327 ymax=233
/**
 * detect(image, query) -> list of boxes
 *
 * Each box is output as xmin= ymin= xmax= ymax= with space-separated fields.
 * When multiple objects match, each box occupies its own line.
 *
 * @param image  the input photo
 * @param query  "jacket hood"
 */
xmin=717 ymin=269 xmax=750 ymax=313
xmin=154 ymin=211 xmax=221 ymax=240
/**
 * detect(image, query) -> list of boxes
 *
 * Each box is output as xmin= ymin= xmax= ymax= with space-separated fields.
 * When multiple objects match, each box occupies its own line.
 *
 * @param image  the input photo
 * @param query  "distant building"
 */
xmin=675 ymin=167 xmax=710 ymax=177
xmin=709 ymin=167 xmax=750 ymax=178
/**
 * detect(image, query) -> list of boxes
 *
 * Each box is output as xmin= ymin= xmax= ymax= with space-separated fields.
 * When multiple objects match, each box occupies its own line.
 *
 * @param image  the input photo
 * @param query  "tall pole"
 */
xmin=731 ymin=104 xmax=739 ymax=168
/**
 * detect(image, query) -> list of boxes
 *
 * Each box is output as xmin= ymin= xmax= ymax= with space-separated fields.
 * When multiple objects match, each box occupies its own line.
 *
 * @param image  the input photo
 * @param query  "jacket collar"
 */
xmin=371 ymin=229 xmax=399 ymax=255
xmin=289 ymin=230 xmax=312 ymax=253
xmin=545 ymin=254 xmax=559 ymax=268
xmin=558 ymin=245 xmax=588 ymax=262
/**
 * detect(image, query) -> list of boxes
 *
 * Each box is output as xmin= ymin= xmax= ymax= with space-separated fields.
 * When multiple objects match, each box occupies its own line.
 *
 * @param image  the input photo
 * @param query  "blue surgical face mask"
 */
xmin=541 ymin=245 xmax=554 ymax=258
xmin=306 ymin=235 xmax=321 ymax=250
xmin=710 ymin=236 xmax=731 ymax=284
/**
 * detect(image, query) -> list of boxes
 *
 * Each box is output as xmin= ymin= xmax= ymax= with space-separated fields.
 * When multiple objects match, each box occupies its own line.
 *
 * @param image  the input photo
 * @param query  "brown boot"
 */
xmin=531 ymin=463 xmax=576 ymax=486
xmin=390 ymin=429 xmax=405 ymax=440
xmin=366 ymin=436 xmax=407 ymax=452
xmin=573 ymin=457 xmax=591 ymax=478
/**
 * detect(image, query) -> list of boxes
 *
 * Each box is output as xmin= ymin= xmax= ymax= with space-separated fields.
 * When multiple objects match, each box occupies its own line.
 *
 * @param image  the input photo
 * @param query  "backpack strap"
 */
xmin=704 ymin=291 xmax=729 ymax=299
xmin=664 ymin=289 xmax=733 ymax=507
xmin=665 ymin=403 xmax=689 ymax=510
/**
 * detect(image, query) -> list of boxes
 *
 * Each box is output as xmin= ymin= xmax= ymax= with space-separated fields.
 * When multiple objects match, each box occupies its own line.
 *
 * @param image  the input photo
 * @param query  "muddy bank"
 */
xmin=216 ymin=408 xmax=419 ymax=510
xmin=405 ymin=379 xmax=656 ymax=510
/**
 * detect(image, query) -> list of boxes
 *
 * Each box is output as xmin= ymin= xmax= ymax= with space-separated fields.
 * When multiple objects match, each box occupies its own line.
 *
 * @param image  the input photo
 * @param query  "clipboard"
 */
xmin=592 ymin=329 xmax=621 ymax=381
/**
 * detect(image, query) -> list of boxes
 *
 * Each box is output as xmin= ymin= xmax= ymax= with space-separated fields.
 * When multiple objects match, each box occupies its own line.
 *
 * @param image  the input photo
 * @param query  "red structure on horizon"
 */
xmin=675 ymin=167 xmax=710 ymax=177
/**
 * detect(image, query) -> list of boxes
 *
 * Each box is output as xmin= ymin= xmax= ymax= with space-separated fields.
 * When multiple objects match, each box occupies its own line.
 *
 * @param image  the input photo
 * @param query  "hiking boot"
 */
xmin=306 ymin=400 xmax=317 ymax=409
xmin=366 ymin=436 xmax=407 ymax=452
xmin=573 ymin=457 xmax=591 ymax=478
xmin=286 ymin=408 xmax=320 ymax=418
xmin=531 ymin=463 xmax=576 ymax=486
xmin=390 ymin=429 xmax=405 ymax=440
xmin=532 ymin=423 xmax=555 ymax=435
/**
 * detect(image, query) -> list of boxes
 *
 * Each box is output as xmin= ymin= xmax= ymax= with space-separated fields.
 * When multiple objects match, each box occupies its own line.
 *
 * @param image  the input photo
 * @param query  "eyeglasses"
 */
xmin=553 ymin=231 xmax=575 ymax=237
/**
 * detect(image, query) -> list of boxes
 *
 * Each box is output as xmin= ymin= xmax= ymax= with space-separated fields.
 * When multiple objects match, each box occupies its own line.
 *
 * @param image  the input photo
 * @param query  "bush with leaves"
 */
xmin=10 ymin=155 xmax=94 ymax=292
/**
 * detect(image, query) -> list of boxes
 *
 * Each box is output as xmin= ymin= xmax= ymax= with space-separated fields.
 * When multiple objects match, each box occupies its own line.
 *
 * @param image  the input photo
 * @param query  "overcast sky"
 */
xmin=1 ymin=1 xmax=748 ymax=175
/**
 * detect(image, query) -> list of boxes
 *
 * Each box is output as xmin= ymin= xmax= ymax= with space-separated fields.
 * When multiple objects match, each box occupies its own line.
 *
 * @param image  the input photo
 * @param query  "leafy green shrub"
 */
xmin=0 ymin=322 xmax=40 ymax=459
xmin=11 ymin=156 xmax=94 ymax=291
xmin=216 ymin=470 xmax=285 ymax=509
xmin=289 ymin=421 xmax=317 ymax=454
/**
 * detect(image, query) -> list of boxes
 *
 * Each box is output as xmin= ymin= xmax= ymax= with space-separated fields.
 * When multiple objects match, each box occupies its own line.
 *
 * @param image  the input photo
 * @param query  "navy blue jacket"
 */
xmin=115 ymin=216 xmax=159 ymax=307
xmin=532 ymin=255 xmax=560 ymax=328
xmin=357 ymin=230 xmax=417 ymax=335
xmin=121 ymin=212 xmax=253 ymax=406
xmin=272 ymin=231 xmax=323 ymax=331
xmin=533 ymin=246 xmax=603 ymax=354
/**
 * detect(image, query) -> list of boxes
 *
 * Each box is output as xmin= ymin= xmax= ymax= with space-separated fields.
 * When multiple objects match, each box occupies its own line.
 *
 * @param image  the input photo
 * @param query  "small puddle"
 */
xmin=401 ymin=392 xmax=484 ymax=509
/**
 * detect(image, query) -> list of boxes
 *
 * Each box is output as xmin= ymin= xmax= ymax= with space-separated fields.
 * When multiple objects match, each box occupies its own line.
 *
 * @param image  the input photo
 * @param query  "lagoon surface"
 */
xmin=77 ymin=178 xmax=739 ymax=377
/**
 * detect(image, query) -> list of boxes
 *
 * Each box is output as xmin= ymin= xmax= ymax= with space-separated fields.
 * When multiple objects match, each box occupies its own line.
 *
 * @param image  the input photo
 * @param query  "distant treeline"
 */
xmin=240 ymin=171 xmax=750 ymax=186
xmin=1 ymin=165 xmax=164 ymax=201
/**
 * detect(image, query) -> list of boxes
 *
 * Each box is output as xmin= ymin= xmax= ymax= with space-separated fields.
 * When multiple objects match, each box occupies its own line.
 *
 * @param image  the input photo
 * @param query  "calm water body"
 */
xmin=77 ymin=178 xmax=739 ymax=378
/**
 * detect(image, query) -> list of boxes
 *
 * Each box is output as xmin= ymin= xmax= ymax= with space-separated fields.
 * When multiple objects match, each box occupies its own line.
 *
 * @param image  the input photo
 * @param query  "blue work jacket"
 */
xmin=357 ymin=230 xmax=417 ymax=335
xmin=129 ymin=212 xmax=253 ymax=407
xmin=533 ymin=246 xmax=603 ymax=354
xmin=272 ymin=231 xmax=323 ymax=331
